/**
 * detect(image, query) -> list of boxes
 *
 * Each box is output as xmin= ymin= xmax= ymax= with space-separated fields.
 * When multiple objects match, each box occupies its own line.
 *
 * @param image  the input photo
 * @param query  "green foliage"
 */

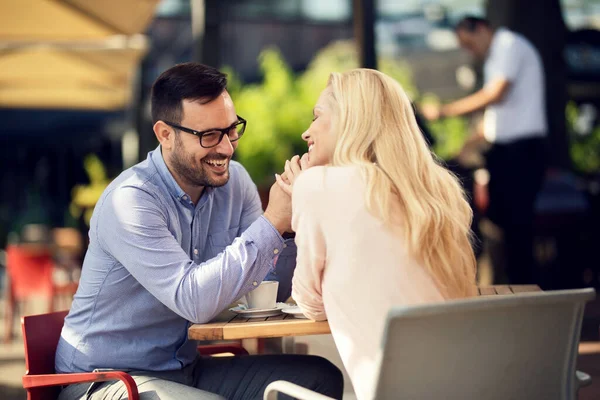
xmin=426 ymin=113 xmax=470 ymax=160
xmin=11 ymin=189 xmax=51 ymax=234
xmin=567 ymin=101 xmax=600 ymax=174
xmin=70 ymin=154 xmax=111 ymax=226
xmin=226 ymin=40 xmax=429 ymax=187
xmin=227 ymin=50 xmax=307 ymax=187
xmin=419 ymin=92 xmax=470 ymax=160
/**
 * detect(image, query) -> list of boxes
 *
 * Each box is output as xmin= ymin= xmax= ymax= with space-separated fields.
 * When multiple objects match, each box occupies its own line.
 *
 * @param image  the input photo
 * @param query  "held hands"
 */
xmin=263 ymin=154 xmax=309 ymax=235
xmin=263 ymin=180 xmax=293 ymax=235
xmin=275 ymin=154 xmax=309 ymax=196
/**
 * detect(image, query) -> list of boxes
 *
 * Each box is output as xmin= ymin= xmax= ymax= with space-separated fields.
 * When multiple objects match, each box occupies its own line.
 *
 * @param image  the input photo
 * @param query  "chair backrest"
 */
xmin=6 ymin=245 xmax=55 ymax=299
xmin=21 ymin=310 xmax=69 ymax=400
xmin=372 ymin=288 xmax=596 ymax=400
xmin=22 ymin=310 xmax=69 ymax=375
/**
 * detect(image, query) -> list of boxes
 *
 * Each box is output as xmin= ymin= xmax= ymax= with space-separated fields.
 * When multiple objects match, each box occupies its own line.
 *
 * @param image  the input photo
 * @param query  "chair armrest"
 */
xmin=263 ymin=380 xmax=335 ymax=400
xmin=197 ymin=343 xmax=249 ymax=356
xmin=576 ymin=370 xmax=592 ymax=389
xmin=23 ymin=371 xmax=139 ymax=400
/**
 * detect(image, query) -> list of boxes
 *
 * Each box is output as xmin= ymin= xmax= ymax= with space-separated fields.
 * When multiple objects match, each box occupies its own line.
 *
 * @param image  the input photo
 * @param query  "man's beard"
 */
xmin=170 ymin=134 xmax=230 ymax=188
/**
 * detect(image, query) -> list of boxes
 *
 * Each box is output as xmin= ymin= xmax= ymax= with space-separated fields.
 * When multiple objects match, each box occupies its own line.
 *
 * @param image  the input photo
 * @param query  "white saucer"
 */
xmin=281 ymin=305 xmax=308 ymax=319
xmin=229 ymin=303 xmax=286 ymax=318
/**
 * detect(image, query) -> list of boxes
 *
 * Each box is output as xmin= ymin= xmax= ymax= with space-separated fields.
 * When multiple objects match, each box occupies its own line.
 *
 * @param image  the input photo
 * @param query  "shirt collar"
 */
xmin=150 ymin=145 xmax=189 ymax=201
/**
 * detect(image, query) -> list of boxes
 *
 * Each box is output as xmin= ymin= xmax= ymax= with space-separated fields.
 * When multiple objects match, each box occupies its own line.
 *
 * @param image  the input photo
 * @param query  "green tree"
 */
xmin=69 ymin=154 xmax=111 ymax=226
xmin=227 ymin=40 xmax=460 ymax=187
xmin=567 ymin=101 xmax=600 ymax=174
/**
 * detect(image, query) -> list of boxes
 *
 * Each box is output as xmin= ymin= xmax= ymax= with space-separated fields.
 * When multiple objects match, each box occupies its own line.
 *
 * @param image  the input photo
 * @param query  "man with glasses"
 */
xmin=55 ymin=63 xmax=343 ymax=400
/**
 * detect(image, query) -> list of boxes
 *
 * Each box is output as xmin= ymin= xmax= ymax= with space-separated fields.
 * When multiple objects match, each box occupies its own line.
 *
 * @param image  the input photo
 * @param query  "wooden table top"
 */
xmin=188 ymin=284 xmax=542 ymax=341
xmin=477 ymin=284 xmax=541 ymax=295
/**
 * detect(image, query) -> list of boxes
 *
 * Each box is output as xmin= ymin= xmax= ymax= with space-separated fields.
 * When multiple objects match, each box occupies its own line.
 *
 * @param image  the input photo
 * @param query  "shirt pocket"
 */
xmin=208 ymin=226 xmax=239 ymax=254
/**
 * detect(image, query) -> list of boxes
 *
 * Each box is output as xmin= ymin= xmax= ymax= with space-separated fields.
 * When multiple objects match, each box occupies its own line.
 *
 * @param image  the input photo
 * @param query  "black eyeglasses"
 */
xmin=163 ymin=116 xmax=247 ymax=148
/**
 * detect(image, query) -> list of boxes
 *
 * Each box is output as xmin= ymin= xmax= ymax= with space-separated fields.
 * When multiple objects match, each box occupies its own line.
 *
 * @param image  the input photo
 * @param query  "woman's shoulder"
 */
xmin=294 ymin=165 xmax=362 ymax=196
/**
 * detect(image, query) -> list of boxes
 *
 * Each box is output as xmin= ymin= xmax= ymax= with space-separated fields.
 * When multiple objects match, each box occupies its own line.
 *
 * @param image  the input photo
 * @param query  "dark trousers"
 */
xmin=485 ymin=136 xmax=546 ymax=284
xmin=58 ymin=354 xmax=344 ymax=400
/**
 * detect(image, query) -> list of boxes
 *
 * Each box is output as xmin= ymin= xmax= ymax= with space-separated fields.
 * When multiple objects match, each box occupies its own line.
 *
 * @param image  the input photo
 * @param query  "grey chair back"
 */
xmin=373 ymin=288 xmax=596 ymax=400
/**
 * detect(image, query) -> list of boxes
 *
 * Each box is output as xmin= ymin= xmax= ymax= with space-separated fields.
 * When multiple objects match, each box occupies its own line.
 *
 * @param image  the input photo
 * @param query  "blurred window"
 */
xmin=227 ymin=0 xmax=351 ymax=22
xmin=156 ymin=0 xmax=191 ymax=17
xmin=561 ymin=0 xmax=600 ymax=30
xmin=376 ymin=1 xmax=484 ymax=56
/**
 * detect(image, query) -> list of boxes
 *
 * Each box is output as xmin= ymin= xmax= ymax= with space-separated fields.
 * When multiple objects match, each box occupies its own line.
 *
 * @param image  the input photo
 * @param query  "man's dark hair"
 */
xmin=151 ymin=62 xmax=228 ymax=124
xmin=454 ymin=15 xmax=491 ymax=33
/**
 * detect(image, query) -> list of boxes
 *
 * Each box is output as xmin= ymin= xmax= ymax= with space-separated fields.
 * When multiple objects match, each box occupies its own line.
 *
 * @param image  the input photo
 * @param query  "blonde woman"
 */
xmin=276 ymin=69 xmax=477 ymax=400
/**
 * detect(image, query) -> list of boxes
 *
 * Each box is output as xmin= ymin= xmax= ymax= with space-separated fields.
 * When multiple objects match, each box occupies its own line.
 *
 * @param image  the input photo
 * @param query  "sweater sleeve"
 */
xmin=290 ymin=168 xmax=328 ymax=321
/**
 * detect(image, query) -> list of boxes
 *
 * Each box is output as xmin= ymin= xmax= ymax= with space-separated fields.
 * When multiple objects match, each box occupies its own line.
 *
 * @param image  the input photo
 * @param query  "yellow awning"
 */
xmin=0 ymin=0 xmax=160 ymax=110
xmin=0 ymin=0 xmax=160 ymax=40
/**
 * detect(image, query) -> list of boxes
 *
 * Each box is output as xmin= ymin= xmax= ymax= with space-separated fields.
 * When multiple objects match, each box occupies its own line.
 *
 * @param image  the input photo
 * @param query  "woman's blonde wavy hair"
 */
xmin=326 ymin=68 xmax=477 ymax=299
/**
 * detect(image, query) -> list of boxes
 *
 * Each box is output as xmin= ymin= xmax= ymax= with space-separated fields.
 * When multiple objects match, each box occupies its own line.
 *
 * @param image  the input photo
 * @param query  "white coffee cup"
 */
xmin=246 ymin=281 xmax=279 ymax=309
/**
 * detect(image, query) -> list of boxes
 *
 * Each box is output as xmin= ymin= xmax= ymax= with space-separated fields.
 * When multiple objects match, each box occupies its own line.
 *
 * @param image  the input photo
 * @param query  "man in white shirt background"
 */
xmin=422 ymin=16 xmax=547 ymax=285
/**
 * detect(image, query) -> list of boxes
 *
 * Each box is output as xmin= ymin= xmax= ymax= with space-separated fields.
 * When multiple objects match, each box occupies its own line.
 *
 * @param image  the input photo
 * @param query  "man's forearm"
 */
xmin=184 ymin=216 xmax=286 ymax=323
xmin=441 ymin=90 xmax=491 ymax=117
xmin=112 ymin=216 xmax=285 ymax=324
xmin=263 ymin=210 xmax=289 ymax=236
xmin=442 ymin=78 xmax=509 ymax=117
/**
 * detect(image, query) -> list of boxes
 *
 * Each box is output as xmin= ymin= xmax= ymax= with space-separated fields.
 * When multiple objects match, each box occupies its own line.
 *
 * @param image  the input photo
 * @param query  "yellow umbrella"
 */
xmin=0 ymin=37 xmax=148 ymax=110
xmin=0 ymin=0 xmax=160 ymax=40
xmin=0 ymin=0 xmax=160 ymax=110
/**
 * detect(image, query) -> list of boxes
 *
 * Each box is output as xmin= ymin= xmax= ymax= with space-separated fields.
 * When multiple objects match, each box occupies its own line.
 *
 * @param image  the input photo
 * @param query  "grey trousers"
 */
xmin=58 ymin=354 xmax=344 ymax=400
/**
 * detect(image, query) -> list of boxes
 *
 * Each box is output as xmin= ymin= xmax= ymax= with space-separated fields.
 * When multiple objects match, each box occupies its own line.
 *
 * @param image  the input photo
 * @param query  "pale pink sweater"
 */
xmin=291 ymin=166 xmax=445 ymax=400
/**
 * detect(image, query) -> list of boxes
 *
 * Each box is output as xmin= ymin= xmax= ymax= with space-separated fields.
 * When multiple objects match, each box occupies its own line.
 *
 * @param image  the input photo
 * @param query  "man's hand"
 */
xmin=275 ymin=154 xmax=309 ymax=196
xmin=420 ymin=103 xmax=442 ymax=121
xmin=263 ymin=180 xmax=293 ymax=235
xmin=264 ymin=153 xmax=310 ymax=234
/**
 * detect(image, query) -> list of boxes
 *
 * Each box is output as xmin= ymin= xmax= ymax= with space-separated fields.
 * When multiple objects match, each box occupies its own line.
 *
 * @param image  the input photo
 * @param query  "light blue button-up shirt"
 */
xmin=55 ymin=146 xmax=296 ymax=373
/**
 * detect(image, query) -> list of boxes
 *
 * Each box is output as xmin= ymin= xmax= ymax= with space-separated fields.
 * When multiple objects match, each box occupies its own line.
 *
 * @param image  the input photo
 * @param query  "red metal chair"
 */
xmin=4 ymin=244 xmax=78 ymax=342
xmin=21 ymin=310 xmax=248 ymax=400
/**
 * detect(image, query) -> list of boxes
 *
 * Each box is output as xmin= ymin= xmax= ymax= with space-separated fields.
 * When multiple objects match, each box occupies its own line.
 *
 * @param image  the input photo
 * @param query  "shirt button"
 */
xmin=252 ymin=281 xmax=258 ymax=286
xmin=273 ymin=249 xmax=280 ymax=255
xmin=193 ymin=249 xmax=199 ymax=255
xmin=182 ymin=196 xmax=188 ymax=201
xmin=283 ymin=243 xmax=287 ymax=248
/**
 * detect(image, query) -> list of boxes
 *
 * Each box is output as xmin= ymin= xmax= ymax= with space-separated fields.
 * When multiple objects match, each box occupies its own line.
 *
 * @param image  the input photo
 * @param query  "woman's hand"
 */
xmin=276 ymin=153 xmax=309 ymax=196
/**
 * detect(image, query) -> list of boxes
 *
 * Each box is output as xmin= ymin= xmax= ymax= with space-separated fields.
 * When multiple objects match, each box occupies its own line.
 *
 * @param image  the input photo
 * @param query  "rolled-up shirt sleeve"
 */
xmin=96 ymin=185 xmax=284 ymax=324
xmin=290 ymin=169 xmax=328 ymax=321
